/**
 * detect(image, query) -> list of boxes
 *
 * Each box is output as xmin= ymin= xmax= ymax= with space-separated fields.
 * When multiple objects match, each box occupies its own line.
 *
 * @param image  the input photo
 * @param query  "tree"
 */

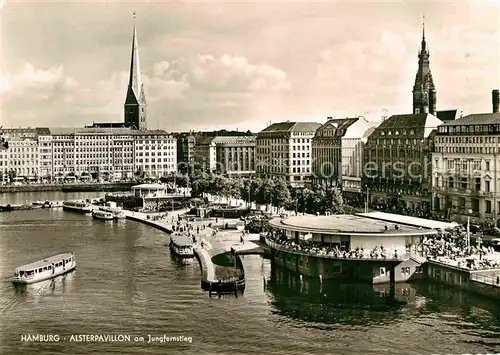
xmin=325 ymin=186 xmax=344 ymax=214
xmin=257 ymin=178 xmax=274 ymax=207
xmin=272 ymin=178 xmax=291 ymax=209
xmin=190 ymin=171 xmax=210 ymax=198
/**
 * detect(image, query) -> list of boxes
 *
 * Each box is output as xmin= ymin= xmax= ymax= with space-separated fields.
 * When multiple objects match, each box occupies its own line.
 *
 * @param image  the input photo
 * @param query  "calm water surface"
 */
xmin=1 ymin=193 xmax=500 ymax=355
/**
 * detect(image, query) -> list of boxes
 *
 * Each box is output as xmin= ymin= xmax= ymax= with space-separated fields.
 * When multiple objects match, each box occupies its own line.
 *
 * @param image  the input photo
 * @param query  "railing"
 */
xmin=470 ymin=273 xmax=500 ymax=287
xmin=265 ymin=238 xmax=406 ymax=262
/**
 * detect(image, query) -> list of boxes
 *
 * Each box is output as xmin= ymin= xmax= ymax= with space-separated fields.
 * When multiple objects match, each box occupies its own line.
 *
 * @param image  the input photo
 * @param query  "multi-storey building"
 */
xmin=175 ymin=133 xmax=196 ymax=173
xmin=432 ymin=90 xmax=500 ymax=224
xmin=256 ymin=121 xmax=321 ymax=187
xmin=0 ymin=128 xmax=39 ymax=184
xmin=363 ymin=113 xmax=443 ymax=212
xmin=36 ymin=128 xmax=53 ymax=181
xmin=213 ymin=136 xmax=256 ymax=177
xmin=193 ymin=136 xmax=217 ymax=172
xmin=47 ymin=127 xmax=176 ymax=180
xmin=312 ymin=116 xmax=379 ymax=203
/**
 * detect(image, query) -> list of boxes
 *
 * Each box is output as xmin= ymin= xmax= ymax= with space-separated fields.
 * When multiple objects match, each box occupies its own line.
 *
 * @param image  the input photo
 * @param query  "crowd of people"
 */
xmin=266 ymin=227 xmax=500 ymax=271
xmin=266 ymin=231 xmax=403 ymax=260
xmin=422 ymin=230 xmax=500 ymax=270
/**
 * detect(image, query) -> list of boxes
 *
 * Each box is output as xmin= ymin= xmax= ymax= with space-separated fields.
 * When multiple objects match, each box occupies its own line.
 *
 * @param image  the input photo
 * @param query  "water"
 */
xmin=0 ymin=191 xmax=107 ymax=205
xmin=1 ymin=198 xmax=500 ymax=354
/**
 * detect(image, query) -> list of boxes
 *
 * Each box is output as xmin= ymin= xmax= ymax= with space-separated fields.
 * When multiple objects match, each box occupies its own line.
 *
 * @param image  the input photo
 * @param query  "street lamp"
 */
xmin=466 ymin=208 xmax=472 ymax=251
xmin=365 ymin=185 xmax=370 ymax=213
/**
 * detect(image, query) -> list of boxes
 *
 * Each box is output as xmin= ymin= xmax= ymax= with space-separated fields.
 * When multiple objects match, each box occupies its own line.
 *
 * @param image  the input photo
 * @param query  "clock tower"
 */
xmin=412 ymin=17 xmax=437 ymax=116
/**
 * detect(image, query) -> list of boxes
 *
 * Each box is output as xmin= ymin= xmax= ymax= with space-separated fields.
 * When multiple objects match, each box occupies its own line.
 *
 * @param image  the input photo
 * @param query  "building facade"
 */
xmin=312 ymin=116 xmax=379 ymax=203
xmin=0 ymin=128 xmax=39 ymax=184
xmin=213 ymin=136 xmax=256 ymax=177
xmin=363 ymin=113 xmax=443 ymax=213
xmin=175 ymin=134 xmax=196 ymax=173
xmin=432 ymin=90 xmax=500 ymax=224
xmin=256 ymin=122 xmax=321 ymax=187
xmin=0 ymin=128 xmax=177 ymax=184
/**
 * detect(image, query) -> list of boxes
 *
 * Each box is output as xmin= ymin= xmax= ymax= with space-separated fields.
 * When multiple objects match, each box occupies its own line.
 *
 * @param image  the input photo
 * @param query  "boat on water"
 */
xmin=169 ymin=233 xmax=195 ymax=258
xmin=12 ymin=252 xmax=76 ymax=284
xmin=62 ymin=200 xmax=93 ymax=213
xmin=92 ymin=210 xmax=114 ymax=220
xmin=98 ymin=207 xmax=126 ymax=219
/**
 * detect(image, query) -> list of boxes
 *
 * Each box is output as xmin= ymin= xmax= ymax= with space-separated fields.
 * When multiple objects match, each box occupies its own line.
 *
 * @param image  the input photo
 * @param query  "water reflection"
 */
xmin=266 ymin=263 xmax=415 ymax=326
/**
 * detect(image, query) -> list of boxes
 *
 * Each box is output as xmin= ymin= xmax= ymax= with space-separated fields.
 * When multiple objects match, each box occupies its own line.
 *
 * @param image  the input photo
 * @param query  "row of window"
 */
xmin=435 ymin=146 xmax=496 ymax=154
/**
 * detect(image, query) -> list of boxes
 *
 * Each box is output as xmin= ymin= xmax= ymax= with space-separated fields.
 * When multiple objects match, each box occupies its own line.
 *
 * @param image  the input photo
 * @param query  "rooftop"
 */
xmin=355 ymin=212 xmax=459 ymax=230
xmin=269 ymin=214 xmax=437 ymax=236
xmin=259 ymin=121 xmax=322 ymax=134
xmin=170 ymin=233 xmax=193 ymax=247
xmin=436 ymin=110 xmax=459 ymax=122
xmin=440 ymin=112 xmax=500 ymax=126
xmin=47 ymin=127 xmax=172 ymax=136
xmin=16 ymin=253 xmax=74 ymax=271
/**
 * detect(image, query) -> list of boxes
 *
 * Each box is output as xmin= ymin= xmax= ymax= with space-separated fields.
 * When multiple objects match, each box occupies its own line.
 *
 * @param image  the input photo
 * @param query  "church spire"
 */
xmin=128 ymin=12 xmax=143 ymax=101
xmin=124 ymin=12 xmax=147 ymax=130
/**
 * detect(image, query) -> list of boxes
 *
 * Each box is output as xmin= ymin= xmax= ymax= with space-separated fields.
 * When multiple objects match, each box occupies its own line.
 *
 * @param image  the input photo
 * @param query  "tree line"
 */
xmin=184 ymin=171 xmax=344 ymax=215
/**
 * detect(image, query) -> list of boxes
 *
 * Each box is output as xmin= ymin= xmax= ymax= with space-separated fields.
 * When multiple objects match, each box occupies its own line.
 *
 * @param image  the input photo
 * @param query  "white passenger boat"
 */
xmin=62 ymin=200 xmax=93 ymax=213
xmin=92 ymin=210 xmax=114 ymax=220
xmin=98 ymin=207 xmax=126 ymax=219
xmin=169 ymin=233 xmax=195 ymax=258
xmin=12 ymin=252 xmax=76 ymax=284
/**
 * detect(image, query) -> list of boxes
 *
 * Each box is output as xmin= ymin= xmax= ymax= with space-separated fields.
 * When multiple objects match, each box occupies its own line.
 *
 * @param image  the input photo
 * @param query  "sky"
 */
xmin=1 ymin=0 xmax=499 ymax=133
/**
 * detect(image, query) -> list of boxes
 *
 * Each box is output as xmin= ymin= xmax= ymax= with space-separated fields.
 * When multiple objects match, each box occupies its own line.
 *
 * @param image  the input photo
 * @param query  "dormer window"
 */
xmin=410 ymin=130 xmax=415 ymax=135
xmin=388 ymin=131 xmax=392 ymax=136
xmin=395 ymin=131 xmax=399 ymax=135
xmin=381 ymin=132 xmax=385 ymax=136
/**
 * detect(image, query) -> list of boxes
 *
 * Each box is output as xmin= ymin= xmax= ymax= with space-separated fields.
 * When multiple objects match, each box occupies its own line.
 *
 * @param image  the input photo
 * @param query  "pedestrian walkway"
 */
xmin=194 ymin=247 xmax=216 ymax=282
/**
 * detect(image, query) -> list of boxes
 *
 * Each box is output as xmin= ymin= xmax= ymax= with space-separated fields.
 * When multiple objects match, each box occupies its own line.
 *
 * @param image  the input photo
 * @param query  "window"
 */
xmin=486 ymin=161 xmax=490 ymax=171
xmin=486 ymin=180 xmax=491 ymax=192
xmin=486 ymin=200 xmax=492 ymax=214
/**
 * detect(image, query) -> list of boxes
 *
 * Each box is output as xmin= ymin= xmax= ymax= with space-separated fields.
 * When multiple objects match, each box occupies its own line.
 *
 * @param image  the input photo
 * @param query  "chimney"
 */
xmin=493 ymin=89 xmax=499 ymax=113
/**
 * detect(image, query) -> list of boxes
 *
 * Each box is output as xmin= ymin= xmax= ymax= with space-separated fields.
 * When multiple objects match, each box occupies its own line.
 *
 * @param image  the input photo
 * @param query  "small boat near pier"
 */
xmin=12 ymin=252 xmax=76 ymax=284
xmin=169 ymin=233 xmax=195 ymax=258
xmin=62 ymin=200 xmax=93 ymax=213
xmin=92 ymin=210 xmax=114 ymax=220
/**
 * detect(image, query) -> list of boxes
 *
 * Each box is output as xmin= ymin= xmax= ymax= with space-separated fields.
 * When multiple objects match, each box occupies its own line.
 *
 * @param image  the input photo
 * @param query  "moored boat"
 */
xmin=92 ymin=210 xmax=114 ymax=220
xmin=62 ymin=200 xmax=93 ymax=213
xmin=169 ymin=233 xmax=195 ymax=258
xmin=98 ymin=206 xmax=126 ymax=219
xmin=12 ymin=252 xmax=76 ymax=284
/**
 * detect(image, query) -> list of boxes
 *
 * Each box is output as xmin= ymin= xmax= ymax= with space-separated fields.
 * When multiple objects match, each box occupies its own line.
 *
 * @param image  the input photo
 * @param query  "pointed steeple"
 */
xmin=128 ymin=13 xmax=143 ymax=102
xmin=412 ymin=16 xmax=436 ymax=116
xmin=124 ymin=12 xmax=147 ymax=130
xmin=421 ymin=15 xmax=427 ymax=52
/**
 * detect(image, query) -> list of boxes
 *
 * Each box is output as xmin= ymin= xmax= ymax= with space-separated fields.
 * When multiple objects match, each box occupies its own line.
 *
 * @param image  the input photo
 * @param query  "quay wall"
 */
xmin=125 ymin=211 xmax=243 ymax=294
xmin=125 ymin=214 xmax=173 ymax=234
xmin=424 ymin=261 xmax=500 ymax=300
xmin=0 ymin=182 xmax=134 ymax=194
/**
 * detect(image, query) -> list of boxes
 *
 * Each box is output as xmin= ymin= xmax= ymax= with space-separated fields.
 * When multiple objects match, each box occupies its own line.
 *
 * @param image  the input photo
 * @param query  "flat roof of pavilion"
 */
xmin=355 ymin=212 xmax=459 ymax=230
xmin=268 ymin=214 xmax=437 ymax=236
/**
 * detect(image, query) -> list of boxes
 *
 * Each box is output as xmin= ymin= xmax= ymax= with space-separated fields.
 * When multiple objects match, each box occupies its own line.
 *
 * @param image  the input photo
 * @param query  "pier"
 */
xmin=124 ymin=209 xmax=247 ymax=296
